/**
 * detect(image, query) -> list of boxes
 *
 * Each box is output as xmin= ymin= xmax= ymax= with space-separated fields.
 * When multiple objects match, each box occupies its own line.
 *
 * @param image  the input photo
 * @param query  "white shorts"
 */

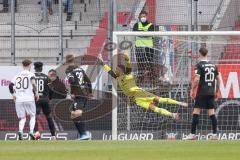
xmin=15 ymin=101 xmax=36 ymax=118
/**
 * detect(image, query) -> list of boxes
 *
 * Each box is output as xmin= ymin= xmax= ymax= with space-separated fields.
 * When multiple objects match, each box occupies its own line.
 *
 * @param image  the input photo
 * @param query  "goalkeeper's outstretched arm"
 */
xmin=97 ymin=56 xmax=118 ymax=79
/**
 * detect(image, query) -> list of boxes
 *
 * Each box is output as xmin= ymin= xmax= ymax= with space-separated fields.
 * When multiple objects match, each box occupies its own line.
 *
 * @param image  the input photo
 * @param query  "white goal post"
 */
xmin=112 ymin=31 xmax=240 ymax=140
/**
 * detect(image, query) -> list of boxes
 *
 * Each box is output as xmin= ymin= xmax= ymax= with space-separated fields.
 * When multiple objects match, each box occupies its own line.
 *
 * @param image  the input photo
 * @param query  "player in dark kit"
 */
xmin=33 ymin=62 xmax=56 ymax=140
xmin=184 ymin=47 xmax=221 ymax=140
xmin=65 ymin=64 xmax=92 ymax=140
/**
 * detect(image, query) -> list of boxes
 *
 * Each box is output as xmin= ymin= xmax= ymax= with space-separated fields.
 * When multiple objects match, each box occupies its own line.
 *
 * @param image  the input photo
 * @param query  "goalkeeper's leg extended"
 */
xmin=135 ymin=97 xmax=179 ymax=121
xmin=150 ymin=104 xmax=179 ymax=121
xmin=154 ymin=97 xmax=188 ymax=107
xmin=135 ymin=90 xmax=188 ymax=107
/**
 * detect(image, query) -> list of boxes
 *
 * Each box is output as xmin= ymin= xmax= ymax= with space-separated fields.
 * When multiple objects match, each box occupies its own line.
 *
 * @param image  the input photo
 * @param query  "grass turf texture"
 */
xmin=0 ymin=141 xmax=239 ymax=160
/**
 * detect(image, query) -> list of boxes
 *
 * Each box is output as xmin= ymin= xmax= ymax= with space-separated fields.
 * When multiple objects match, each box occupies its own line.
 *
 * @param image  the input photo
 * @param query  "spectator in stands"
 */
xmin=1 ymin=0 xmax=17 ymax=13
xmin=48 ymin=69 xmax=67 ymax=99
xmin=39 ymin=0 xmax=53 ymax=23
xmin=47 ymin=0 xmax=53 ymax=15
xmin=133 ymin=11 xmax=157 ymax=84
xmin=63 ymin=0 xmax=73 ymax=21
xmin=1 ymin=0 xmax=8 ymax=12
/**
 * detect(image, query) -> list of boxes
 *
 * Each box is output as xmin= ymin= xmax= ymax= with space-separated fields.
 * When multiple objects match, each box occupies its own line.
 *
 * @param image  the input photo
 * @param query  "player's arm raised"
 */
xmin=97 ymin=54 xmax=118 ymax=79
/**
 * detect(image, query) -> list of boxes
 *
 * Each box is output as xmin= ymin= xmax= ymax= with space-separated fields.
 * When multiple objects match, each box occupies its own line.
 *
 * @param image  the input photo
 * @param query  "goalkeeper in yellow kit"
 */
xmin=98 ymin=53 xmax=188 ymax=121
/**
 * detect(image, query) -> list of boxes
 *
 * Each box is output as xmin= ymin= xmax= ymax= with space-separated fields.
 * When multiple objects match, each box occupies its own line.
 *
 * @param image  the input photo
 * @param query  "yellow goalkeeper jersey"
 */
xmin=100 ymin=58 xmax=179 ymax=115
xmin=101 ymin=59 xmax=142 ymax=99
xmin=117 ymin=74 xmax=141 ymax=98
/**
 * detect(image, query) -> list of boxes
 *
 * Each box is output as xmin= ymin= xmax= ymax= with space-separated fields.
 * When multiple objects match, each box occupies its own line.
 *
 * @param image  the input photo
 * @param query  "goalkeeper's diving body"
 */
xmin=98 ymin=53 xmax=188 ymax=121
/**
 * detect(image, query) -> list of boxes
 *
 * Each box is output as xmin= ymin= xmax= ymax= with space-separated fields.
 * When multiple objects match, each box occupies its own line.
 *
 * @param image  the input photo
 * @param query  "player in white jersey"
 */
xmin=9 ymin=59 xmax=39 ymax=140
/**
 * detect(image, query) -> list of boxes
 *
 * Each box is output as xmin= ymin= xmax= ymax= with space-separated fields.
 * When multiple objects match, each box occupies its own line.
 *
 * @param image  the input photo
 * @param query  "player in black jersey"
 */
xmin=65 ymin=64 xmax=92 ymax=140
xmin=33 ymin=62 xmax=56 ymax=140
xmin=184 ymin=47 xmax=221 ymax=140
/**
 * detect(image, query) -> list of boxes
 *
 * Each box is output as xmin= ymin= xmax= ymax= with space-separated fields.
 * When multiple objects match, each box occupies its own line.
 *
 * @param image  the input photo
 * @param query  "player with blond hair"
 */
xmin=9 ymin=59 xmax=39 ymax=140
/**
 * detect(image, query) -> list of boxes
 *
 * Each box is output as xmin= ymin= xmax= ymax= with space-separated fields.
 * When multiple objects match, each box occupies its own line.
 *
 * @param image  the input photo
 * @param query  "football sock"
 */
xmin=74 ymin=121 xmax=86 ymax=135
xmin=154 ymin=107 xmax=172 ymax=117
xmin=47 ymin=117 xmax=56 ymax=136
xmin=191 ymin=114 xmax=199 ymax=134
xmin=210 ymin=115 xmax=218 ymax=134
xmin=158 ymin=98 xmax=178 ymax=105
xmin=29 ymin=115 xmax=36 ymax=134
xmin=19 ymin=117 xmax=26 ymax=133
xmin=34 ymin=117 xmax=38 ymax=132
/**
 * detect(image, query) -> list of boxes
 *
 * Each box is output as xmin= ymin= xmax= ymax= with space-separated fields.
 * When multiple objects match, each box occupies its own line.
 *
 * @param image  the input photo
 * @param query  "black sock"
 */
xmin=191 ymin=114 xmax=199 ymax=134
xmin=46 ymin=117 xmax=56 ymax=136
xmin=74 ymin=121 xmax=85 ymax=135
xmin=210 ymin=115 xmax=217 ymax=134
xmin=34 ymin=118 xmax=38 ymax=133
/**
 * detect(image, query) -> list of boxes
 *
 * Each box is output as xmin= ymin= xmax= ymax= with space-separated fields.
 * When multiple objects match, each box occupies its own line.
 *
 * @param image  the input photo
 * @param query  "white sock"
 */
xmin=19 ymin=117 xmax=26 ymax=133
xmin=29 ymin=115 xmax=36 ymax=134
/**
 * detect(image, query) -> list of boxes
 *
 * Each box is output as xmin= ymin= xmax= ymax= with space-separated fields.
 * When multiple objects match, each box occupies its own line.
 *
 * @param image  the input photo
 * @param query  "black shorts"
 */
xmin=194 ymin=95 xmax=216 ymax=109
xmin=36 ymin=98 xmax=51 ymax=116
xmin=72 ymin=97 xmax=88 ymax=111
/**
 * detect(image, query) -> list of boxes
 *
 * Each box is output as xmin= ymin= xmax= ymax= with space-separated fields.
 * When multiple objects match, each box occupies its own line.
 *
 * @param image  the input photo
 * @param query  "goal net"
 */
xmin=111 ymin=31 xmax=240 ymax=140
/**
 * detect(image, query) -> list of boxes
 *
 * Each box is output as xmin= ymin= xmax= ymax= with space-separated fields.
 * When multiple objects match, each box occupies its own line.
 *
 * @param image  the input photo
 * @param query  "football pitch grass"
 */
xmin=0 ymin=141 xmax=239 ymax=160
